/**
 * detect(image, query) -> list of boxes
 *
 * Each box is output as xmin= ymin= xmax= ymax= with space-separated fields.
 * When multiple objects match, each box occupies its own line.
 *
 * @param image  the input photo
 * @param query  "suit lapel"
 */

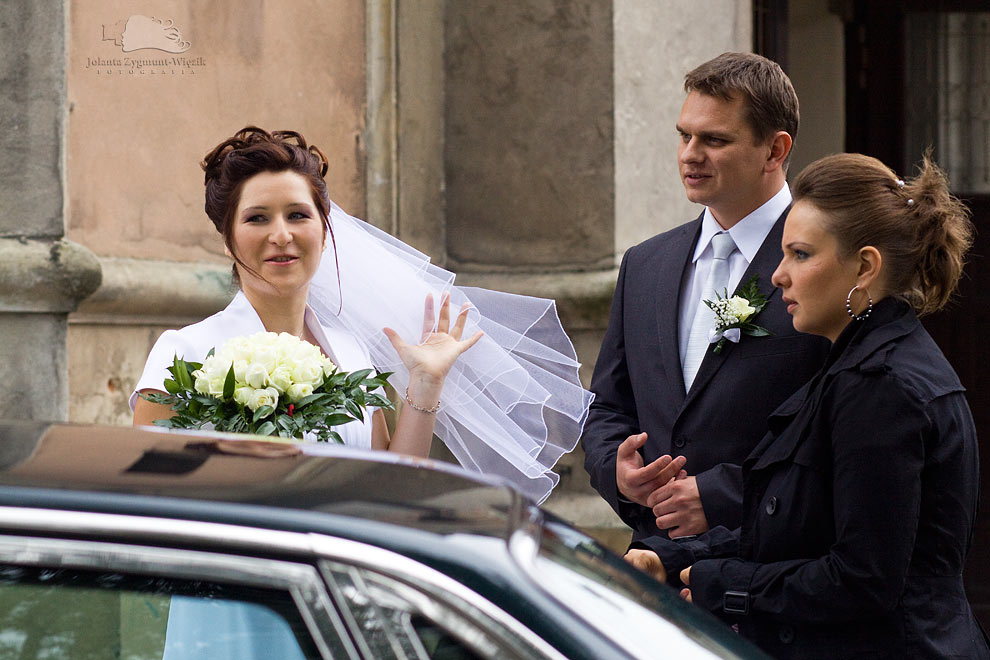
xmin=655 ymin=216 xmax=703 ymax=403
xmin=683 ymin=207 xmax=789 ymax=404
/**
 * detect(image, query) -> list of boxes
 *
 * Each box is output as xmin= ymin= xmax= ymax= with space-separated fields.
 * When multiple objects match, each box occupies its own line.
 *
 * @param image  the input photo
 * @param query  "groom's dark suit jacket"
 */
xmin=582 ymin=209 xmax=830 ymax=541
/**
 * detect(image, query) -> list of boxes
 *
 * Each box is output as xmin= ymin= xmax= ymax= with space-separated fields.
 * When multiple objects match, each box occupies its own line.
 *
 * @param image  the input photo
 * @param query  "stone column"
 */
xmin=0 ymin=1 xmax=101 ymax=421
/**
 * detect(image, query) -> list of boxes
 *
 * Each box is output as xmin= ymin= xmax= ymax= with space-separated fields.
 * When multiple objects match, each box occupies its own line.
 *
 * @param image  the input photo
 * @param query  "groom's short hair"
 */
xmin=684 ymin=52 xmax=799 ymax=154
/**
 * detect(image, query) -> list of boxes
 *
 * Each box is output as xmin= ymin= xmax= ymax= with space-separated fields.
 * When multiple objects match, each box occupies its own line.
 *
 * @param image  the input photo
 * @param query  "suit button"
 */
xmin=673 ymin=437 xmax=686 ymax=448
xmin=765 ymin=496 xmax=778 ymax=515
xmin=778 ymin=625 xmax=795 ymax=644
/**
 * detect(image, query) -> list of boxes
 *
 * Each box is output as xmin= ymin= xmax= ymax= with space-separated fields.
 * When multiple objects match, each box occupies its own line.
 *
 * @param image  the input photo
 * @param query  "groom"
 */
xmin=582 ymin=53 xmax=829 ymax=544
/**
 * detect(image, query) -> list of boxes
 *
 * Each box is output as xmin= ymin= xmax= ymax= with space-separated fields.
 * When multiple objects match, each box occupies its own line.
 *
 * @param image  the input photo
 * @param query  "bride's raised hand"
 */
xmin=383 ymin=293 xmax=484 ymax=387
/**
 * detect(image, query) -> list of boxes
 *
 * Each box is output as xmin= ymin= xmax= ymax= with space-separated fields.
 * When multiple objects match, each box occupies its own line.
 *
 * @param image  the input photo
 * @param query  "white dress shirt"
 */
xmin=677 ymin=185 xmax=792 ymax=368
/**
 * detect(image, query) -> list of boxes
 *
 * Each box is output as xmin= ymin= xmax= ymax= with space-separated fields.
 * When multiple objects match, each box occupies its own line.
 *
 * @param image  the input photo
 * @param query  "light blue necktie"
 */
xmin=682 ymin=232 xmax=737 ymax=390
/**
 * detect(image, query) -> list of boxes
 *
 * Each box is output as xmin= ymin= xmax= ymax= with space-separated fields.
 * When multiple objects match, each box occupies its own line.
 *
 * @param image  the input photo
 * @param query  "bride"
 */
xmin=132 ymin=126 xmax=592 ymax=503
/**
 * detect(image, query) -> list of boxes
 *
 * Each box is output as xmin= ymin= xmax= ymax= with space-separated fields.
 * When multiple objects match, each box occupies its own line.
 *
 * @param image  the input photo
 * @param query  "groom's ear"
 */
xmin=764 ymin=131 xmax=792 ymax=173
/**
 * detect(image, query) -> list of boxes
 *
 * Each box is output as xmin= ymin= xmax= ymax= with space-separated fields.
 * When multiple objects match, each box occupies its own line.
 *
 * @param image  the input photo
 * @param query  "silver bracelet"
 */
xmin=404 ymin=387 xmax=440 ymax=414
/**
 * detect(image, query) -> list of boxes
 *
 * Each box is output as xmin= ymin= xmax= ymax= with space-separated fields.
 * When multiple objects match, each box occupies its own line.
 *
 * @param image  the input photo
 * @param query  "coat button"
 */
xmin=778 ymin=625 xmax=795 ymax=644
xmin=673 ymin=436 xmax=686 ymax=448
xmin=765 ymin=496 xmax=778 ymax=515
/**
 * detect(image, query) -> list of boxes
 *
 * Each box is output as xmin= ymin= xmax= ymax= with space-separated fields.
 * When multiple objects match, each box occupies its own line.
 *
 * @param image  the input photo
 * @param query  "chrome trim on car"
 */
xmin=0 ymin=533 xmax=356 ymax=660
xmin=313 ymin=544 xmax=568 ymax=660
xmin=0 ymin=506 xmax=567 ymax=660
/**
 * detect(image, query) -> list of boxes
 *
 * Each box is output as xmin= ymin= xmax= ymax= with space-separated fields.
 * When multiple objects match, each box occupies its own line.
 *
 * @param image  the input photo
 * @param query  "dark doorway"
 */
xmin=845 ymin=0 xmax=990 ymax=627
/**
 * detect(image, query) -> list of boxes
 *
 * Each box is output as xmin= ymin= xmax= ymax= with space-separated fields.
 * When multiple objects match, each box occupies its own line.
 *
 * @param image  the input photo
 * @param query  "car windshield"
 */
xmin=0 ymin=565 xmax=323 ymax=660
xmin=514 ymin=518 xmax=757 ymax=660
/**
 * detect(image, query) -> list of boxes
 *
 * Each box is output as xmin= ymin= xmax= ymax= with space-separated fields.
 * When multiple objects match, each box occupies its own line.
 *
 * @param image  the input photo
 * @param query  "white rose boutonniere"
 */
xmin=704 ymin=275 xmax=772 ymax=355
xmin=141 ymin=331 xmax=393 ymax=443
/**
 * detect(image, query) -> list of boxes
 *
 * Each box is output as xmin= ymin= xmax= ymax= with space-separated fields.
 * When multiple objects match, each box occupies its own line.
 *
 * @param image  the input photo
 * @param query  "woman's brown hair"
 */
xmin=792 ymin=152 xmax=973 ymax=315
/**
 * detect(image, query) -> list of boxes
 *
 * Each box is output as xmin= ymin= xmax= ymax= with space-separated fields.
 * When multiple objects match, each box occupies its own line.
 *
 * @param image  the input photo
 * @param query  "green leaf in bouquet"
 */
xmin=276 ymin=415 xmax=295 ymax=434
xmin=252 ymin=405 xmax=274 ymax=423
xmin=344 ymin=369 xmax=374 ymax=388
xmin=222 ymin=365 xmax=236 ymax=400
xmin=297 ymin=393 xmax=331 ymax=408
xmin=255 ymin=421 xmax=276 ymax=436
xmin=365 ymin=393 xmax=393 ymax=409
xmin=323 ymin=413 xmax=356 ymax=427
xmin=344 ymin=399 xmax=363 ymax=420
xmin=163 ymin=379 xmax=182 ymax=395
xmin=173 ymin=356 xmax=193 ymax=390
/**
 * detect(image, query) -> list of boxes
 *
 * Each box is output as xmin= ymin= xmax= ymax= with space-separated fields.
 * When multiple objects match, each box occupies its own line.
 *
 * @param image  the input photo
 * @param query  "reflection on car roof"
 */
xmin=0 ymin=420 xmax=521 ymax=539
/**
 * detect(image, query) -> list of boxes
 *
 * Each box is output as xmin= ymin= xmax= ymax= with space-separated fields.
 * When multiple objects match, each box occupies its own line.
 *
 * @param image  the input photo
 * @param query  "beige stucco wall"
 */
xmin=66 ymin=1 xmax=367 ymax=424
xmin=67 ymin=1 xmax=367 ymax=260
xmin=613 ymin=0 xmax=751 ymax=259
xmin=444 ymin=0 xmax=615 ymax=272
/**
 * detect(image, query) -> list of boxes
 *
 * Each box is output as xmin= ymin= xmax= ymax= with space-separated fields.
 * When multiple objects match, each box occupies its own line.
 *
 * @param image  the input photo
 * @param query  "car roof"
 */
xmin=0 ymin=420 xmax=525 ymax=540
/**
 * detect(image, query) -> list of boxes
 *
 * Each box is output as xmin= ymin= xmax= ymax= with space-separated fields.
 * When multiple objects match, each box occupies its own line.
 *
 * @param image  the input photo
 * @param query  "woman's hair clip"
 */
xmin=907 ymin=198 xmax=915 ymax=206
xmin=896 ymin=179 xmax=905 ymax=188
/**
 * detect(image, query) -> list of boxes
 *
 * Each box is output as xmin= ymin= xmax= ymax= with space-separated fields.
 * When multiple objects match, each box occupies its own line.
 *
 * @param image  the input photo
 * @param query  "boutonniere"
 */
xmin=704 ymin=275 xmax=773 ymax=354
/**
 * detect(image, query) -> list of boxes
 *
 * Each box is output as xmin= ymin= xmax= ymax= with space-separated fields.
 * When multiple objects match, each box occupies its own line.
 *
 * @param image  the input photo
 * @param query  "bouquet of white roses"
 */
xmin=705 ymin=275 xmax=772 ymax=354
xmin=142 ymin=331 xmax=393 ymax=443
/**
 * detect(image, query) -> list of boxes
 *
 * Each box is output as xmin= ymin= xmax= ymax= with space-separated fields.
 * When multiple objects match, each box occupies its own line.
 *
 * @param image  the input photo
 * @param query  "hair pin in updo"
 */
xmin=907 ymin=198 xmax=915 ymax=206
xmin=896 ymin=179 xmax=905 ymax=188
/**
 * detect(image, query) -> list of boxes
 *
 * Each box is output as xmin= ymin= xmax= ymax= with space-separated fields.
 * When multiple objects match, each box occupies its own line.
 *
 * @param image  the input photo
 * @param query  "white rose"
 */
xmin=223 ymin=336 xmax=251 ymax=363
xmin=192 ymin=366 xmax=228 ymax=397
xmin=232 ymin=359 xmax=249 ymax=384
xmin=290 ymin=359 xmax=323 ymax=387
xmin=193 ymin=374 xmax=211 ymax=395
xmin=286 ymin=382 xmax=314 ymax=403
xmin=725 ymin=296 xmax=755 ymax=321
xmin=244 ymin=362 xmax=269 ymax=389
xmin=254 ymin=349 xmax=277 ymax=374
xmin=269 ymin=366 xmax=293 ymax=393
xmin=246 ymin=387 xmax=279 ymax=411
xmin=233 ymin=386 xmax=255 ymax=407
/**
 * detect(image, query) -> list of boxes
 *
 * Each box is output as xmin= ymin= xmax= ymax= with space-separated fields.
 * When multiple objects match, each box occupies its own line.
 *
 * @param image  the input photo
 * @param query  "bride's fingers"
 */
xmin=460 ymin=330 xmax=484 ymax=353
xmin=383 ymin=327 xmax=408 ymax=353
xmin=436 ymin=292 xmax=452 ymax=335
xmin=420 ymin=294 xmax=436 ymax=341
xmin=449 ymin=302 xmax=472 ymax=340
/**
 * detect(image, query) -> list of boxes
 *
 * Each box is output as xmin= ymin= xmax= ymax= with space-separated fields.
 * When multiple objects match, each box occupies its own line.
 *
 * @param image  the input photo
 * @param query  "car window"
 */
xmin=322 ymin=561 xmax=520 ymax=660
xmin=0 ymin=564 xmax=323 ymax=660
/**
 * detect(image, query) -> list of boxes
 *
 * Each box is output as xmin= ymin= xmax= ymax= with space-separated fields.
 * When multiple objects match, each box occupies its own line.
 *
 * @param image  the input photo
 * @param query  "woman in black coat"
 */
xmin=627 ymin=153 xmax=989 ymax=659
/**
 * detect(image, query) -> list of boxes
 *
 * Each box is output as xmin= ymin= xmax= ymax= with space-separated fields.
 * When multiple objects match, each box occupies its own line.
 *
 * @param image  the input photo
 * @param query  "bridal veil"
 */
xmin=307 ymin=202 xmax=594 ymax=503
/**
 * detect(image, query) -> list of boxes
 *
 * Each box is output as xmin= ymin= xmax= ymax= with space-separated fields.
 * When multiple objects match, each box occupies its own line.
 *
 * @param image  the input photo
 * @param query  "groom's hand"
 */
xmin=649 ymin=475 xmax=709 ymax=537
xmin=615 ymin=433 xmax=686 ymax=506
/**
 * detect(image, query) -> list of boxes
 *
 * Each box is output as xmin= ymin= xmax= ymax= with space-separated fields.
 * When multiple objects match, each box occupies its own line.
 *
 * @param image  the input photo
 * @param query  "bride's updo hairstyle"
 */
xmin=792 ymin=153 xmax=973 ymax=315
xmin=201 ymin=126 xmax=332 ymax=281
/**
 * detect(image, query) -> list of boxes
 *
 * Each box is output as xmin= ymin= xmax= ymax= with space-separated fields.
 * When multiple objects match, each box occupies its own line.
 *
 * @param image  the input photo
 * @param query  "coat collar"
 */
xmin=751 ymin=298 xmax=923 ymax=471
xmin=770 ymin=297 xmax=918 ymax=420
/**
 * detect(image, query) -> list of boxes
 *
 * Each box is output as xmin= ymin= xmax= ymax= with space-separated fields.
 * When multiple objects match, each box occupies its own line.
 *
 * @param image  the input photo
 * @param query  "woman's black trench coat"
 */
xmin=647 ymin=298 xmax=989 ymax=659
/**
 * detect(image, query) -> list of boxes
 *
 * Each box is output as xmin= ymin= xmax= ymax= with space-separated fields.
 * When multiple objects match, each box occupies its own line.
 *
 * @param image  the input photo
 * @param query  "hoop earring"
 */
xmin=846 ymin=285 xmax=873 ymax=321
